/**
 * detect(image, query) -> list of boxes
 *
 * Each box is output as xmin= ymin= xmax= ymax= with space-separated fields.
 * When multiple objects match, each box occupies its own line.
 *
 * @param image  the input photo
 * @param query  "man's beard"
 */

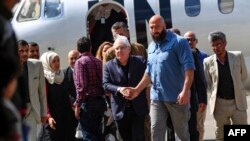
xmin=152 ymin=30 xmax=166 ymax=42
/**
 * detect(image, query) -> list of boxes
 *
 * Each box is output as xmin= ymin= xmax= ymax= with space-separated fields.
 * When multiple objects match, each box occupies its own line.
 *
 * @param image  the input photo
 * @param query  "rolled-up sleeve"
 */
xmin=178 ymin=39 xmax=195 ymax=71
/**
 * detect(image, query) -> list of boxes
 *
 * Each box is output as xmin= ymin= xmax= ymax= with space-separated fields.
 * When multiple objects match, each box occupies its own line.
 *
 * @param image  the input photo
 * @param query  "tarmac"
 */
xmin=203 ymin=96 xmax=250 ymax=141
xmin=168 ymin=95 xmax=250 ymax=141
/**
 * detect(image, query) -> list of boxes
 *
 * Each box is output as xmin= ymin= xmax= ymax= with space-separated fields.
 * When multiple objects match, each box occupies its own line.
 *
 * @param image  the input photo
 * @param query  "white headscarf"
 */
xmin=40 ymin=51 xmax=64 ymax=84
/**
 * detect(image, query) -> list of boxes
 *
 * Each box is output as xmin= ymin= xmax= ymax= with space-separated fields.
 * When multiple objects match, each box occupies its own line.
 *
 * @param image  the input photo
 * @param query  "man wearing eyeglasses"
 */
xmin=204 ymin=31 xmax=248 ymax=140
xmin=184 ymin=31 xmax=208 ymax=141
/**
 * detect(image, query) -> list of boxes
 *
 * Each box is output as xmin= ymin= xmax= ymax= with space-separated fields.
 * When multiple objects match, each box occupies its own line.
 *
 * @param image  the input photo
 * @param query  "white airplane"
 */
xmin=12 ymin=0 xmax=250 ymax=92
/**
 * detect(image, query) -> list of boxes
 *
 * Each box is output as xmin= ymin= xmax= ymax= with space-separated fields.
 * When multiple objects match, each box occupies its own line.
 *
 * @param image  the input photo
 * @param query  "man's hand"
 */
xmin=48 ymin=117 xmax=56 ymax=130
xmin=75 ymin=106 xmax=80 ymax=120
xmin=118 ymin=87 xmax=141 ymax=100
xmin=177 ymin=90 xmax=190 ymax=105
xmin=124 ymin=87 xmax=140 ymax=100
xmin=41 ymin=116 xmax=47 ymax=124
xmin=198 ymin=103 xmax=207 ymax=112
xmin=118 ymin=87 xmax=131 ymax=97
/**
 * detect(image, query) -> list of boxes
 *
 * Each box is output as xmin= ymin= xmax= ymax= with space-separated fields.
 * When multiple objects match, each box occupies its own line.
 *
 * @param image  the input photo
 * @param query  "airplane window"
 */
xmin=17 ymin=0 xmax=41 ymax=22
xmin=218 ymin=0 xmax=234 ymax=14
xmin=45 ymin=0 xmax=62 ymax=18
xmin=185 ymin=0 xmax=201 ymax=17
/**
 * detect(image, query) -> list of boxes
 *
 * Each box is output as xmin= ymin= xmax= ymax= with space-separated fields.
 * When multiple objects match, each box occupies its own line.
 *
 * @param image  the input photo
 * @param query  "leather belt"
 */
xmin=217 ymin=96 xmax=235 ymax=100
xmin=84 ymin=95 xmax=104 ymax=102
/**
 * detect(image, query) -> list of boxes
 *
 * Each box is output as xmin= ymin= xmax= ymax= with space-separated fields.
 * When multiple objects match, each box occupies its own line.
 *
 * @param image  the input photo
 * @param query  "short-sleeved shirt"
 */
xmin=146 ymin=30 xmax=195 ymax=102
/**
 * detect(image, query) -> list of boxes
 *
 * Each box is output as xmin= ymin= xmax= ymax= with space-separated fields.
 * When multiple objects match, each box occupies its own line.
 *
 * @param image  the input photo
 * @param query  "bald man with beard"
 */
xmin=125 ymin=15 xmax=195 ymax=141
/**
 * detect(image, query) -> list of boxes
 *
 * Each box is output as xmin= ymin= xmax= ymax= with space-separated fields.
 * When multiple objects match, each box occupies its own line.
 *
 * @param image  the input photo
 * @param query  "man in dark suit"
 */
xmin=103 ymin=35 xmax=148 ymax=141
xmin=64 ymin=50 xmax=79 ymax=104
xmin=63 ymin=50 xmax=82 ymax=141
xmin=184 ymin=31 xmax=208 ymax=141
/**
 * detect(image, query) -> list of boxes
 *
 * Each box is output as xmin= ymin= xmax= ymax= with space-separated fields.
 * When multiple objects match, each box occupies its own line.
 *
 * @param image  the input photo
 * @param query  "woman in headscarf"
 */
xmin=40 ymin=51 xmax=76 ymax=141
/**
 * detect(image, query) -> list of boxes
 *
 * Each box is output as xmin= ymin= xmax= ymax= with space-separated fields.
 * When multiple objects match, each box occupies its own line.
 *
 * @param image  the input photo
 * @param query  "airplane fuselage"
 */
xmin=12 ymin=0 xmax=250 ymax=92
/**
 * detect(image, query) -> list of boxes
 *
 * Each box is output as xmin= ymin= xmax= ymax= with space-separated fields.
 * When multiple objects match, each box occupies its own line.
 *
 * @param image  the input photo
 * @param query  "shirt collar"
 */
xmin=216 ymin=52 xmax=228 ymax=64
xmin=165 ymin=29 xmax=171 ymax=42
xmin=79 ymin=52 xmax=92 ymax=57
xmin=114 ymin=56 xmax=130 ymax=67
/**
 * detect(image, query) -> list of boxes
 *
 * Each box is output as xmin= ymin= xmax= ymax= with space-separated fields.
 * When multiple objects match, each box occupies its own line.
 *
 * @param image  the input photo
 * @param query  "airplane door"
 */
xmin=87 ymin=2 xmax=127 ymax=56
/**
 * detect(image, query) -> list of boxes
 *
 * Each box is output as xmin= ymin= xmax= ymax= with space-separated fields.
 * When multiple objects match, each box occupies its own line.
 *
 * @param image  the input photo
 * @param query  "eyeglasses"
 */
xmin=186 ymin=38 xmax=196 ymax=42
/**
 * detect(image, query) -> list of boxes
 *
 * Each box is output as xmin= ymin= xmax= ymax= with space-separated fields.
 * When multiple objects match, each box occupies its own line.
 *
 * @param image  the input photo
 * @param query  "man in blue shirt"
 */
xmin=125 ymin=15 xmax=195 ymax=141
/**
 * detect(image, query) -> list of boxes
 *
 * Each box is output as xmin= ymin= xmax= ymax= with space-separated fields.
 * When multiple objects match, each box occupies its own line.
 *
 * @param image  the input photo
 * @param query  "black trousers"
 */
xmin=116 ymin=108 xmax=145 ymax=141
xmin=189 ymin=108 xmax=199 ymax=141
xmin=79 ymin=97 xmax=106 ymax=141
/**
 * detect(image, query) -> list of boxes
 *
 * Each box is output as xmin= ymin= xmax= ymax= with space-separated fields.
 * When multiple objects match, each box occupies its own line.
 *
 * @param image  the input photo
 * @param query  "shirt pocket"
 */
xmin=158 ymin=51 xmax=170 ymax=63
xmin=158 ymin=46 xmax=174 ymax=63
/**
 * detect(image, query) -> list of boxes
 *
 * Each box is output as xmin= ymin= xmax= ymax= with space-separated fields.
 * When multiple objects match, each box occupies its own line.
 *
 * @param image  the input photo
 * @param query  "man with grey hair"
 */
xmin=103 ymin=35 xmax=148 ymax=141
xmin=104 ymin=21 xmax=147 ymax=62
xmin=104 ymin=22 xmax=151 ymax=141
xmin=204 ymin=31 xmax=248 ymax=140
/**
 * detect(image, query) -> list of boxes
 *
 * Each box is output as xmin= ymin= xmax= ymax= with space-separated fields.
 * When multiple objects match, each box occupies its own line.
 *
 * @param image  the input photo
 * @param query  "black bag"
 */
xmin=38 ymin=123 xmax=54 ymax=141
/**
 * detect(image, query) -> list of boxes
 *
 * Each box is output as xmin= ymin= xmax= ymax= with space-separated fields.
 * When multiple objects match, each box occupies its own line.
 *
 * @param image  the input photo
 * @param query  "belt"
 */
xmin=84 ymin=95 xmax=104 ymax=102
xmin=217 ymin=95 xmax=235 ymax=100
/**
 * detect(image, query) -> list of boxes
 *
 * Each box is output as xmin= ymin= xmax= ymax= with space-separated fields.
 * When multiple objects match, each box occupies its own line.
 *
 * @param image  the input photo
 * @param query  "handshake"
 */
xmin=117 ymin=87 xmax=140 ymax=100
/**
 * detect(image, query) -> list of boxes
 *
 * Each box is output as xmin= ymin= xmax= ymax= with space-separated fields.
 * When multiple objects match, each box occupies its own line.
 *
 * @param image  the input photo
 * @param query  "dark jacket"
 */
xmin=63 ymin=67 xmax=77 ymax=105
xmin=103 ymin=56 xmax=148 ymax=120
xmin=190 ymin=50 xmax=207 ymax=111
xmin=196 ymin=48 xmax=209 ymax=104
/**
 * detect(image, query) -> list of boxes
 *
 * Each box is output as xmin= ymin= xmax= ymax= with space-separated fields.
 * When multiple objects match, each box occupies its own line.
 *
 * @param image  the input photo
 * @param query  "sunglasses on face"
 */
xmin=186 ymin=38 xmax=196 ymax=42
